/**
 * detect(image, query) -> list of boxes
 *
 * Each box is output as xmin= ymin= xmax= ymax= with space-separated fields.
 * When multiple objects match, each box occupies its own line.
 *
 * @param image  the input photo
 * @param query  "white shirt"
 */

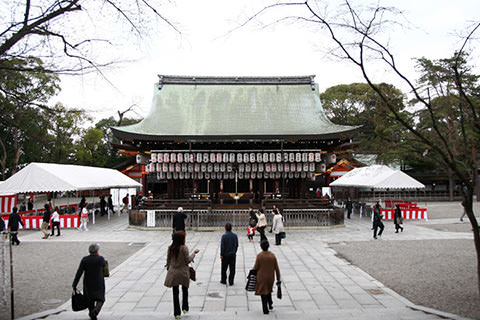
xmin=51 ymin=211 xmax=60 ymax=222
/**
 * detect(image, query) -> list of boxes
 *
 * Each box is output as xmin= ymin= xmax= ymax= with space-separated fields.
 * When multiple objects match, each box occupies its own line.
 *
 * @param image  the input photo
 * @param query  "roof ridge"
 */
xmin=157 ymin=74 xmax=316 ymax=86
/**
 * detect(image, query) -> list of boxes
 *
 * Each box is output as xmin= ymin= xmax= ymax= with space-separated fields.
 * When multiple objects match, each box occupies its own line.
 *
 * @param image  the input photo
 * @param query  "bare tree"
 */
xmin=0 ymin=0 xmax=178 ymax=74
xmin=243 ymin=0 xmax=480 ymax=294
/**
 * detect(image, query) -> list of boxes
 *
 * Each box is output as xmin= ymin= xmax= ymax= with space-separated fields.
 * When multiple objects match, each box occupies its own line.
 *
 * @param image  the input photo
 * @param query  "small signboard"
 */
xmin=147 ymin=210 xmax=156 ymax=227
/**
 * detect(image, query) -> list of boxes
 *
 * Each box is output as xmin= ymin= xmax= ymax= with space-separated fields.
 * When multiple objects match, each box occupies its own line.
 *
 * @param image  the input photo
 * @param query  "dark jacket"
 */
xmin=373 ymin=205 xmax=382 ymax=223
xmin=249 ymin=210 xmax=258 ymax=227
xmin=108 ymin=197 xmax=113 ymax=210
xmin=394 ymin=207 xmax=403 ymax=224
xmin=43 ymin=209 xmax=51 ymax=223
xmin=346 ymin=200 xmax=353 ymax=210
xmin=0 ymin=216 xmax=5 ymax=231
xmin=220 ymin=231 xmax=238 ymax=257
xmin=73 ymin=255 xmax=107 ymax=301
xmin=172 ymin=212 xmax=187 ymax=231
xmin=8 ymin=212 xmax=24 ymax=231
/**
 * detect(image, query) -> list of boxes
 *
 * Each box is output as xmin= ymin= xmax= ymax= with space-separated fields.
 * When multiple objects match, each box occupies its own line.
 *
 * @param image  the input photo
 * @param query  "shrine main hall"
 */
xmin=112 ymin=75 xmax=358 ymax=228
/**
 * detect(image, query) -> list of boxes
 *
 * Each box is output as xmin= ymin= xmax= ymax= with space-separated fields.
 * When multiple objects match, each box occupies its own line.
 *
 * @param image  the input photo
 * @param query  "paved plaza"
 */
xmin=14 ymin=205 xmax=475 ymax=320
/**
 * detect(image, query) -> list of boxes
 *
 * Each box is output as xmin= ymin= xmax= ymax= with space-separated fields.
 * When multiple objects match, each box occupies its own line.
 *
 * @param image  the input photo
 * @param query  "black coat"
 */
xmin=43 ymin=209 xmax=51 ymax=223
xmin=73 ymin=255 xmax=107 ymax=301
xmin=249 ymin=211 xmax=258 ymax=227
xmin=373 ymin=206 xmax=382 ymax=223
xmin=8 ymin=213 xmax=24 ymax=231
xmin=172 ymin=212 xmax=187 ymax=231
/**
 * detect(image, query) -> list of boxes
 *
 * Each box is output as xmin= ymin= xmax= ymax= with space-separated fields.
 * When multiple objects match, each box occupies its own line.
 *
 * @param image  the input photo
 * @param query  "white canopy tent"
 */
xmin=0 ymin=162 xmax=141 ymax=193
xmin=330 ymin=165 xmax=425 ymax=190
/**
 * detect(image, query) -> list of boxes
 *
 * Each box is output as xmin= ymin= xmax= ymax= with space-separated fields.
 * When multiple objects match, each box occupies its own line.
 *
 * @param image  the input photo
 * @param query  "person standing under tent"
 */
xmin=78 ymin=205 xmax=89 ymax=231
xmin=107 ymin=195 xmax=114 ymax=215
xmin=99 ymin=196 xmax=106 ymax=216
xmin=51 ymin=206 xmax=61 ymax=236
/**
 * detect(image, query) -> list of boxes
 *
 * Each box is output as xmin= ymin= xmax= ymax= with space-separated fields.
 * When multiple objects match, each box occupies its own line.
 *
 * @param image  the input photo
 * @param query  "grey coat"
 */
xmin=272 ymin=214 xmax=284 ymax=234
xmin=164 ymin=245 xmax=196 ymax=288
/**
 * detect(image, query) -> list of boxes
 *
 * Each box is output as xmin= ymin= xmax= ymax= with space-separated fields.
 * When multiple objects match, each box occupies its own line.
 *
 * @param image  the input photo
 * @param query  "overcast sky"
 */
xmin=54 ymin=0 xmax=480 ymax=121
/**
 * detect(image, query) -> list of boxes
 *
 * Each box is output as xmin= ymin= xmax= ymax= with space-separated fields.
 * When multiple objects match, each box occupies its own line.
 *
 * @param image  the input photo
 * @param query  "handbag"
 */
xmin=71 ymin=289 xmax=89 ymax=311
xmin=280 ymin=232 xmax=286 ymax=239
xmin=277 ymin=281 xmax=282 ymax=299
xmin=245 ymin=269 xmax=257 ymax=291
xmin=189 ymin=266 xmax=196 ymax=281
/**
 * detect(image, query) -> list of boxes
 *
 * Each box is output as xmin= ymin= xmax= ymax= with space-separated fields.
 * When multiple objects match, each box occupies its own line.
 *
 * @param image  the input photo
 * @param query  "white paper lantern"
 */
xmin=276 ymin=153 xmax=282 ymax=162
xmin=156 ymin=163 xmax=162 ymax=172
xmin=289 ymin=153 xmax=295 ymax=162
xmin=258 ymin=163 xmax=264 ymax=172
xmin=257 ymin=172 xmax=263 ymax=179
xmin=252 ymin=163 xmax=258 ymax=172
xmin=309 ymin=163 xmax=315 ymax=172
xmin=182 ymin=163 xmax=187 ymax=172
xmin=245 ymin=163 xmax=251 ymax=172
xmin=256 ymin=153 xmax=262 ymax=163
xmin=251 ymin=172 xmax=256 ymax=179
xmin=239 ymin=163 xmax=245 ymax=172
xmin=243 ymin=153 xmax=249 ymax=163
xmin=163 ymin=163 xmax=168 ymax=172
xmin=237 ymin=153 xmax=243 ymax=163
xmin=169 ymin=163 xmax=175 ymax=172
xmin=203 ymin=153 xmax=209 ymax=163
xmin=201 ymin=163 xmax=207 ymax=172
xmin=214 ymin=163 xmax=220 ymax=172
xmin=308 ymin=152 xmax=314 ymax=162
xmin=157 ymin=153 xmax=163 ymax=163
xmin=320 ymin=163 xmax=326 ymax=172
xmin=297 ymin=163 xmax=302 ymax=172
xmin=284 ymin=164 xmax=289 ymax=172
xmin=264 ymin=172 xmax=269 ymax=179
xmin=227 ymin=163 xmax=233 ymax=172
xmin=229 ymin=153 xmax=235 ymax=163
xmin=164 ymin=153 xmax=170 ymax=163
xmin=229 ymin=172 xmax=235 ymax=179
xmin=223 ymin=153 xmax=229 ymax=163
xmin=269 ymin=153 xmax=275 ymax=162
xmin=210 ymin=153 xmax=216 ymax=163
xmin=185 ymin=172 xmax=190 ymax=179
xmin=315 ymin=152 xmax=322 ymax=162
xmin=265 ymin=163 xmax=271 ymax=172
xmin=196 ymin=153 xmax=202 ymax=163
xmin=207 ymin=163 xmax=213 ymax=172
xmin=303 ymin=163 xmax=309 ymax=172
xmin=151 ymin=153 xmax=157 ymax=163
xmin=220 ymin=163 xmax=226 ymax=172
xmin=211 ymin=172 xmax=216 ymax=180
xmin=179 ymin=172 xmax=184 ymax=179
xmin=263 ymin=153 xmax=269 ymax=163
xmin=183 ymin=153 xmax=189 ymax=163
xmin=175 ymin=163 xmax=181 ymax=172
xmin=250 ymin=153 xmax=256 ymax=163
xmin=301 ymin=172 xmax=306 ymax=178
xmin=177 ymin=153 xmax=183 ymax=163
xmin=217 ymin=153 xmax=222 ymax=163
xmin=170 ymin=153 xmax=177 ymax=163
xmin=195 ymin=163 xmax=200 ymax=172
xmin=238 ymin=172 xmax=244 ymax=179
xmin=173 ymin=172 xmax=178 ymax=179
xmin=295 ymin=152 xmax=301 ymax=162
xmin=290 ymin=163 xmax=296 ymax=172
xmin=271 ymin=163 xmax=277 ymax=172
xmin=205 ymin=172 xmax=210 ymax=180
xmin=284 ymin=153 xmax=289 ymax=162
xmin=167 ymin=172 xmax=172 ymax=179
xmin=188 ymin=164 xmax=194 ymax=173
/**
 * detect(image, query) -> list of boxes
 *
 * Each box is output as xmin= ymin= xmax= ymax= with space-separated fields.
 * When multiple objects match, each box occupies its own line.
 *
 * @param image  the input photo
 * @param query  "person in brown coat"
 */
xmin=254 ymin=240 xmax=281 ymax=314
xmin=164 ymin=231 xmax=199 ymax=319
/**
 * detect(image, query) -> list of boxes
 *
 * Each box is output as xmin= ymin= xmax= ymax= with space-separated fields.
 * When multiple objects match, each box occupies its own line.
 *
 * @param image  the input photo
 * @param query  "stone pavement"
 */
xmin=18 ymin=212 xmax=473 ymax=320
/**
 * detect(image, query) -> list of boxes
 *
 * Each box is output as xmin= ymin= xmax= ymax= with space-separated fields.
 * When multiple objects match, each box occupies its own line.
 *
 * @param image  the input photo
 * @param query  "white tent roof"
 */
xmin=329 ymin=165 xmax=425 ymax=190
xmin=0 ymin=162 xmax=142 ymax=194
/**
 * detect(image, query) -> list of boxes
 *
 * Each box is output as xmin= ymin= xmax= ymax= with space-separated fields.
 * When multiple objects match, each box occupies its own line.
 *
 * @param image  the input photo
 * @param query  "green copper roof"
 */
xmin=112 ymin=75 xmax=359 ymax=142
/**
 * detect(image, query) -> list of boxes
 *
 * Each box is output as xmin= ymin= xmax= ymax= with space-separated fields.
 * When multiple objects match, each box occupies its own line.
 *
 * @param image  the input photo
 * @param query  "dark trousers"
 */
xmin=394 ymin=223 xmax=403 ymax=232
xmin=88 ymin=299 xmax=103 ymax=318
xmin=260 ymin=292 xmax=273 ymax=314
xmin=10 ymin=230 xmax=20 ymax=245
xmin=221 ymin=256 xmax=236 ymax=285
xmin=347 ymin=208 xmax=352 ymax=219
xmin=257 ymin=226 xmax=267 ymax=242
xmin=51 ymin=222 xmax=60 ymax=235
xmin=275 ymin=233 xmax=282 ymax=245
xmin=172 ymin=285 xmax=188 ymax=316
xmin=373 ymin=221 xmax=384 ymax=238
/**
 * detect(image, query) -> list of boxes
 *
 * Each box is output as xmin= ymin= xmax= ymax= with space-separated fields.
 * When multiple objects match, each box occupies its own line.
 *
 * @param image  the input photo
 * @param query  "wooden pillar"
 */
xmin=167 ymin=180 xmax=174 ymax=199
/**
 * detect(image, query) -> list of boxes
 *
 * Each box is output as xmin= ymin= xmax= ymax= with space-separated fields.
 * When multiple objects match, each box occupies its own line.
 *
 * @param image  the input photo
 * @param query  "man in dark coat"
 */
xmin=41 ymin=204 xmax=51 ymax=239
xmin=99 ymin=196 xmax=106 ymax=216
xmin=373 ymin=201 xmax=384 ymax=239
xmin=345 ymin=197 xmax=353 ymax=219
xmin=220 ymin=223 xmax=238 ymax=285
xmin=107 ymin=195 xmax=113 ymax=215
xmin=73 ymin=243 xmax=108 ymax=320
xmin=8 ymin=207 xmax=24 ymax=245
xmin=172 ymin=207 xmax=187 ymax=232
xmin=27 ymin=198 xmax=33 ymax=211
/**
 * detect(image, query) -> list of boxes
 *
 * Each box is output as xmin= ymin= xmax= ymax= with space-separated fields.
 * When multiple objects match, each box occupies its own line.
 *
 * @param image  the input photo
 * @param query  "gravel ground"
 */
xmin=0 ymin=241 xmax=141 ymax=319
xmin=331 ymin=239 xmax=480 ymax=319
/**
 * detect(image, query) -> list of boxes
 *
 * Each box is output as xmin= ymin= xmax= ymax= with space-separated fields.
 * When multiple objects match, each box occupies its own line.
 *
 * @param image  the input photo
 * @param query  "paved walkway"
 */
xmin=18 ymin=212 xmax=472 ymax=320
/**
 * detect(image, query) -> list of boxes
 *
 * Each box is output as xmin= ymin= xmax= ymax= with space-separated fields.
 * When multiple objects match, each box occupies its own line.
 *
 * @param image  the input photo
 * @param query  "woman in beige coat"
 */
xmin=164 ymin=231 xmax=199 ymax=319
xmin=254 ymin=240 xmax=281 ymax=314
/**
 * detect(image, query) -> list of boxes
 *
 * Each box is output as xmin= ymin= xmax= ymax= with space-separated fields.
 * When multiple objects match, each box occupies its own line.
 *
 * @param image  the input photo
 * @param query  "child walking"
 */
xmin=247 ymin=225 xmax=256 ymax=242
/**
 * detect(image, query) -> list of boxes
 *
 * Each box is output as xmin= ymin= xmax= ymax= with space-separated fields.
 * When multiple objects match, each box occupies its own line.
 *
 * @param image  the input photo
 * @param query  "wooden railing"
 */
xmin=129 ymin=207 xmax=343 ymax=229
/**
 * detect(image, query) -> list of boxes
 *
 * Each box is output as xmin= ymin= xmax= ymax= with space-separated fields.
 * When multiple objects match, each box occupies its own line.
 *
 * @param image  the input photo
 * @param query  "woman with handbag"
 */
xmin=164 ymin=231 xmax=199 ymax=319
xmin=272 ymin=209 xmax=285 ymax=245
xmin=255 ymin=209 xmax=268 ymax=242
xmin=253 ymin=240 xmax=281 ymax=314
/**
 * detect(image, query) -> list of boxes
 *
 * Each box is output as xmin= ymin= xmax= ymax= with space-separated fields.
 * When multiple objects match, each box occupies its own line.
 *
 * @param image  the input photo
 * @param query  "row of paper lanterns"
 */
xmin=146 ymin=162 xmax=326 ymax=174
xmin=154 ymin=171 xmax=316 ymax=180
xmin=150 ymin=151 xmax=332 ymax=164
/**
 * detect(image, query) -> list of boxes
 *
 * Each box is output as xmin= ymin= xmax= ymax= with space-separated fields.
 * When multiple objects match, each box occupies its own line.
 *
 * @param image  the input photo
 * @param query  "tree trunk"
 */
xmin=463 ymin=186 xmax=480 ymax=296
xmin=473 ymin=144 xmax=479 ymax=202
xmin=448 ymin=168 xmax=454 ymax=201
xmin=0 ymin=137 xmax=6 ymax=180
